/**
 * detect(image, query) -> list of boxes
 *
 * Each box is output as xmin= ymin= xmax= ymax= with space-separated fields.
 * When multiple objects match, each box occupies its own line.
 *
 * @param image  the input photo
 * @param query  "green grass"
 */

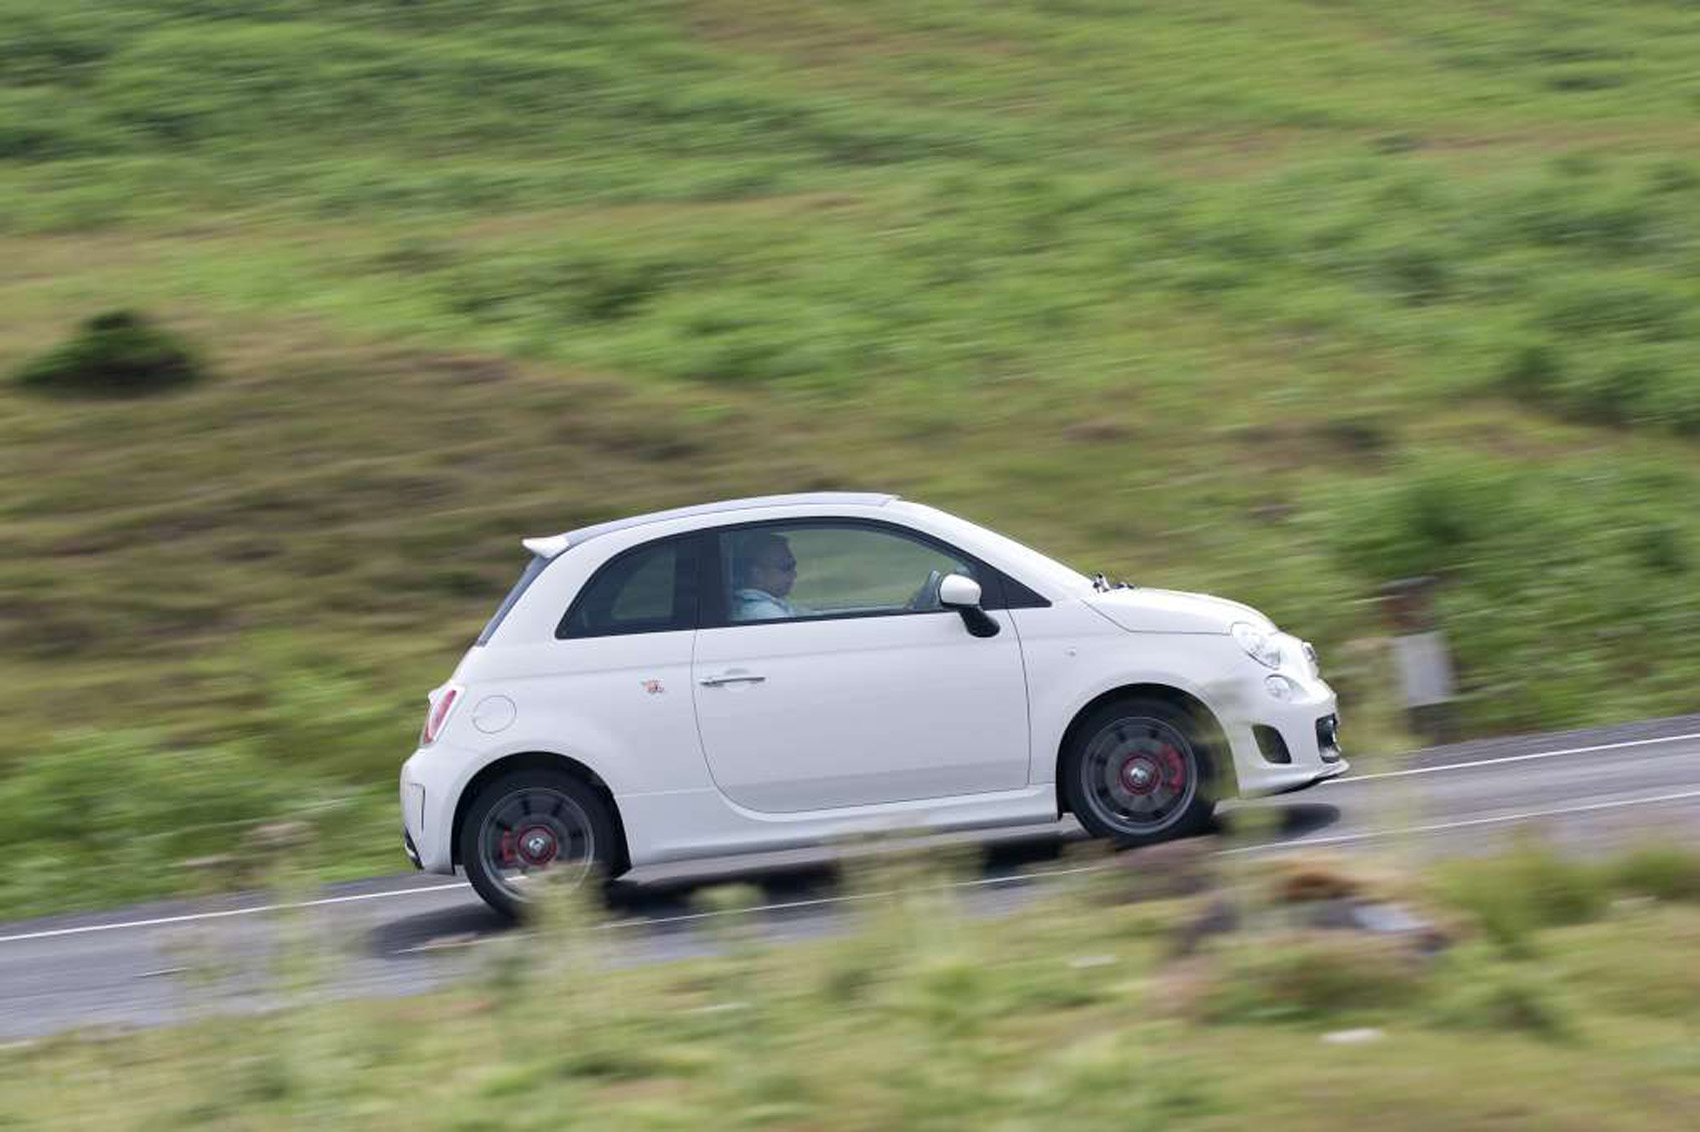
xmin=4 ymin=845 xmax=1700 ymax=1129
xmin=2 ymin=0 xmax=1700 ymax=914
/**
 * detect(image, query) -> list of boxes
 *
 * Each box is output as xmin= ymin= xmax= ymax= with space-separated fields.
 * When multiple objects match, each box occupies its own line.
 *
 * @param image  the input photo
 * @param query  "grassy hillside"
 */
xmin=3 ymin=0 xmax=1700 ymax=913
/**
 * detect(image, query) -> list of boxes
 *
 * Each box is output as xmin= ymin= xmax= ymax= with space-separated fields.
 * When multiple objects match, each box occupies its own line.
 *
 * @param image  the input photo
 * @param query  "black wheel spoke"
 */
xmin=475 ymin=785 xmax=598 ymax=904
xmin=1078 ymin=715 xmax=1198 ymax=836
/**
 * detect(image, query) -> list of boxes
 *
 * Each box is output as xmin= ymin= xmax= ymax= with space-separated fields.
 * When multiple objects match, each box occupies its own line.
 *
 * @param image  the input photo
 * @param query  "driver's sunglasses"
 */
xmin=763 ymin=558 xmax=798 ymax=573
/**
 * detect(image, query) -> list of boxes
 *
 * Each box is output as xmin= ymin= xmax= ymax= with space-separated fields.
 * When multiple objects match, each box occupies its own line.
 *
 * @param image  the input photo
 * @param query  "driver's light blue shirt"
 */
xmin=731 ymin=588 xmax=803 ymax=621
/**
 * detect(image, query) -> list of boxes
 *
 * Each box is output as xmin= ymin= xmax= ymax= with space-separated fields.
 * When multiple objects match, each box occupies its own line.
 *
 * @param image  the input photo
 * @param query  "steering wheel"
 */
xmin=906 ymin=569 xmax=944 ymax=612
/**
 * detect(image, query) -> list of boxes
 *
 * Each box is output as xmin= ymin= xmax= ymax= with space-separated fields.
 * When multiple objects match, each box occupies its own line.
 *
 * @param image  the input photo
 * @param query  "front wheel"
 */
xmin=1062 ymin=698 xmax=1218 ymax=846
xmin=459 ymin=770 xmax=614 ymax=920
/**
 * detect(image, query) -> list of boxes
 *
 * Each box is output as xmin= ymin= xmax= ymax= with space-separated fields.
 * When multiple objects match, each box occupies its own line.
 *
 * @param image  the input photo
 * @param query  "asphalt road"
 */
xmin=3 ymin=713 xmax=1698 ymax=1041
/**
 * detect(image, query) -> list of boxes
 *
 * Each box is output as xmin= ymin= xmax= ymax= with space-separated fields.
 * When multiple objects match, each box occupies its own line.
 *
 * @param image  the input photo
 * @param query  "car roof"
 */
xmin=522 ymin=492 xmax=898 ymax=558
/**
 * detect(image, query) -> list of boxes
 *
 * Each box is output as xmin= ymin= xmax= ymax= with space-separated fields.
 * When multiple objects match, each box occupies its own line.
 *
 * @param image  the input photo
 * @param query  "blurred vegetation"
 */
xmin=4 ymin=842 xmax=1700 ymax=1127
xmin=2 ymin=0 xmax=1700 ymax=912
xmin=12 ymin=310 xmax=204 ymax=396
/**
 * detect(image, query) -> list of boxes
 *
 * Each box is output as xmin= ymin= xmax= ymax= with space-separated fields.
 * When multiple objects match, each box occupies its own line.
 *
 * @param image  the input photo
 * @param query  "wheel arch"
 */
xmin=451 ymin=750 xmax=630 ymax=875
xmin=1053 ymin=683 xmax=1237 ymax=814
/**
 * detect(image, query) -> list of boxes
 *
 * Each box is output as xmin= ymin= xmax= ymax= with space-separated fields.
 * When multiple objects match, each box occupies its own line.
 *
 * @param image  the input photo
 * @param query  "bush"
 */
xmin=1433 ymin=836 xmax=1608 ymax=957
xmin=1200 ymin=933 xmax=1427 ymax=1023
xmin=1539 ymin=280 xmax=1688 ymax=341
xmin=1427 ymin=956 xmax=1576 ymax=1039
xmin=1609 ymin=843 xmax=1700 ymax=903
xmin=1327 ymin=458 xmax=1513 ymax=582
xmin=1323 ymin=454 xmax=1700 ymax=732
xmin=0 ymin=731 xmax=299 ymax=914
xmin=1497 ymin=340 xmax=1563 ymax=398
xmin=13 ymin=310 xmax=205 ymax=396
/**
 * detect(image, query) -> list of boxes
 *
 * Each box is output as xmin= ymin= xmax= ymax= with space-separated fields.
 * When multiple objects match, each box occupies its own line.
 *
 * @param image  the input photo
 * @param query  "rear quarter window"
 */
xmin=558 ymin=535 xmax=700 ymax=639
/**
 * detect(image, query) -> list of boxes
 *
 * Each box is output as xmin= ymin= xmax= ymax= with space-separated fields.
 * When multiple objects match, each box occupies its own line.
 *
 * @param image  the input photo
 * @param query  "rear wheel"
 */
xmin=459 ymin=769 xmax=614 ymax=920
xmin=1063 ymin=698 xmax=1218 ymax=845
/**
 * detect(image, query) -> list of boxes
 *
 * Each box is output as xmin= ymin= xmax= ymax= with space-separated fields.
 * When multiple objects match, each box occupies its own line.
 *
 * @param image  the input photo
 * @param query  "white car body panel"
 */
xmin=693 ymin=608 xmax=1030 ymax=812
xmin=1084 ymin=586 xmax=1274 ymax=635
xmin=399 ymin=495 xmax=1346 ymax=879
xmin=618 ymin=785 xmax=1059 ymax=866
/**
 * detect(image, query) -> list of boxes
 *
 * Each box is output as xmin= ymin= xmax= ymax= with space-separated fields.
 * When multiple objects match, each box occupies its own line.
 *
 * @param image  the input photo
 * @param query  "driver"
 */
xmin=730 ymin=532 xmax=806 ymax=621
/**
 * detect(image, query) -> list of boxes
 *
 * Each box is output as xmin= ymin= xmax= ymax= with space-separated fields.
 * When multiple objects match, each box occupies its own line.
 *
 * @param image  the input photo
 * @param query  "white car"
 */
xmin=400 ymin=493 xmax=1345 ymax=917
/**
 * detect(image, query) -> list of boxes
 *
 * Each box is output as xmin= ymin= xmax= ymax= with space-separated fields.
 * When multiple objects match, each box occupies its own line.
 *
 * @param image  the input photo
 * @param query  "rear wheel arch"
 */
xmin=451 ymin=751 xmax=630 ymax=875
xmin=1054 ymin=683 xmax=1236 ymax=814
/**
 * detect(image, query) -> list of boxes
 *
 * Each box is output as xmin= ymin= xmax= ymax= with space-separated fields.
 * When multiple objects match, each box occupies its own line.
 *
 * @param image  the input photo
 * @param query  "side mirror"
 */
xmin=938 ymin=574 xmax=981 ymax=608
xmin=938 ymin=573 xmax=999 ymax=638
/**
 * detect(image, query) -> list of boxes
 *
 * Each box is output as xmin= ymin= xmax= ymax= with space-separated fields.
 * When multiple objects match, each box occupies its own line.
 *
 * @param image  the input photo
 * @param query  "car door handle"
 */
xmin=699 ymin=673 xmax=767 ymax=687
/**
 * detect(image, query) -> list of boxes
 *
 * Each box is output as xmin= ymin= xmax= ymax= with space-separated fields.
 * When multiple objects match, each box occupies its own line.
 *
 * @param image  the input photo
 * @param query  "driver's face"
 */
xmin=751 ymin=550 xmax=797 ymax=597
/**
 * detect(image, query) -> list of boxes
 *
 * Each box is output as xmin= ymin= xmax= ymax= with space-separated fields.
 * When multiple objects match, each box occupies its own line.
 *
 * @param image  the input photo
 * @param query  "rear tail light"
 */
xmin=421 ymin=686 xmax=462 ymax=746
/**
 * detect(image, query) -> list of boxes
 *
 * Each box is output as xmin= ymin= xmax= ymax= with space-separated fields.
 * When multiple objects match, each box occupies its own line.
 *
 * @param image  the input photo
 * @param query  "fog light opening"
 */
xmin=1253 ymin=724 xmax=1292 ymax=764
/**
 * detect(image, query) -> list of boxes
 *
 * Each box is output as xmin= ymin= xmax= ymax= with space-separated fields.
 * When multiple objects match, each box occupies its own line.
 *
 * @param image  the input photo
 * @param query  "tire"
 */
xmin=1062 ymin=697 xmax=1219 ymax=846
xmin=459 ymin=769 xmax=615 ymax=920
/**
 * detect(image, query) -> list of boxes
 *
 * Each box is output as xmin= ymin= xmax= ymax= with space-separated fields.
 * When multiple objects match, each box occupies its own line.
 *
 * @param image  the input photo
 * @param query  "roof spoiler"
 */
xmin=521 ymin=534 xmax=573 ymax=560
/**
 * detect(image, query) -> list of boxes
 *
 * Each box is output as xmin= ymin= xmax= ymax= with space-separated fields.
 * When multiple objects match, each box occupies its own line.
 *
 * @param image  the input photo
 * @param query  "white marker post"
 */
xmin=1380 ymin=577 xmax=1457 ymax=744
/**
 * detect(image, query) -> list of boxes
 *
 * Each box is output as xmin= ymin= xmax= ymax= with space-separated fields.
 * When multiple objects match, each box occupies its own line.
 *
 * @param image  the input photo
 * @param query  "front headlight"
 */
xmin=1231 ymin=621 xmax=1284 ymax=670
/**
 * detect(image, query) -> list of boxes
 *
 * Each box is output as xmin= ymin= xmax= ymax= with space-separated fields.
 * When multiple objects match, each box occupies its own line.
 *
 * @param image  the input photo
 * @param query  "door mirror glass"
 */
xmin=938 ymin=574 xmax=982 ymax=609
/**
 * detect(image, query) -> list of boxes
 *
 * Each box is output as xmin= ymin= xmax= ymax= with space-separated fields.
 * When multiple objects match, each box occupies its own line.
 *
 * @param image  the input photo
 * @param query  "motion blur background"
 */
xmin=3 ymin=0 xmax=1700 ymax=917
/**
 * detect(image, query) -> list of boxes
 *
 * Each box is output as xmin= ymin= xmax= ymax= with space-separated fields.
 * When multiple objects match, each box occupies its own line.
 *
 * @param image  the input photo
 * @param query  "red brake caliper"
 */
xmin=1158 ymin=744 xmax=1186 ymax=789
xmin=498 ymin=831 xmax=518 ymax=866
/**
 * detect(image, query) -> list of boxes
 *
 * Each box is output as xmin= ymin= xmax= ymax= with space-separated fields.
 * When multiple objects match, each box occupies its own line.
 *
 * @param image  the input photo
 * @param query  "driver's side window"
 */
xmin=719 ymin=524 xmax=976 ymax=623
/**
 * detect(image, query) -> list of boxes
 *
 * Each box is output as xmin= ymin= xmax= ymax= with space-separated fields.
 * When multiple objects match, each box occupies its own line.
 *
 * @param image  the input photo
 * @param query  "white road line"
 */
xmin=1220 ymin=786 xmax=1700 ymax=855
xmin=1323 ymin=730 xmax=1700 ymax=784
xmin=6 ymin=728 xmax=1699 ymax=946
xmin=0 ymin=882 xmax=472 ymax=946
xmin=5 ymin=862 xmax=1108 ymax=950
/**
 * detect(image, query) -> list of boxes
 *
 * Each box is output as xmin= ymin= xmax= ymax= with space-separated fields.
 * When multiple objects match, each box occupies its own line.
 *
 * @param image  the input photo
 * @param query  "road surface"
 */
xmin=2 ymin=713 xmax=1697 ymax=1040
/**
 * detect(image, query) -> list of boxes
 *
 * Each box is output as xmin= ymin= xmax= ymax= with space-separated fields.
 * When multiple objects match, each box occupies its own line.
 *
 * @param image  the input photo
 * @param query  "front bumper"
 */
xmin=1221 ymin=673 xmax=1348 ymax=798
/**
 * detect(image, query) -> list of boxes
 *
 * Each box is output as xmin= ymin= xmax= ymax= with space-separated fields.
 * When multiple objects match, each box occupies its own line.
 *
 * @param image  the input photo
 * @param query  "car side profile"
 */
xmin=400 ymin=493 xmax=1346 ymax=918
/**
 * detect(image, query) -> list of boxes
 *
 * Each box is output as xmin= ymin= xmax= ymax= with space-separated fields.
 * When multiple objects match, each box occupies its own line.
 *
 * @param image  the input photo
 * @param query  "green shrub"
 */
xmin=1503 ymin=182 xmax=1659 ymax=253
xmin=1497 ymin=340 xmax=1563 ymax=398
xmin=1539 ymin=280 xmax=1688 ymax=341
xmin=1609 ymin=843 xmax=1700 ymax=903
xmin=1200 ymin=934 xmax=1426 ymax=1023
xmin=1427 ymin=955 xmax=1576 ymax=1039
xmin=0 ymin=732 xmax=297 ymax=914
xmin=1494 ymin=335 xmax=1700 ymax=438
xmin=1327 ymin=458 xmax=1512 ymax=582
xmin=1433 ymin=837 xmax=1608 ymax=958
xmin=13 ymin=310 xmax=205 ymax=396
xmin=1323 ymin=453 xmax=1700 ymax=732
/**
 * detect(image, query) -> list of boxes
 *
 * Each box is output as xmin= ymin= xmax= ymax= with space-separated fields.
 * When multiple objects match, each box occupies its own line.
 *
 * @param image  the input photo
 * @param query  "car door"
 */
xmin=547 ymin=533 xmax=704 ymax=794
xmin=691 ymin=520 xmax=1031 ymax=813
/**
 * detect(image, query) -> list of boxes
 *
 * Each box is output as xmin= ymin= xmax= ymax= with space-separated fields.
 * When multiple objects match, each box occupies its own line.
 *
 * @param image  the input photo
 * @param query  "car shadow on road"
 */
xmin=1213 ymin=801 xmax=1340 ymax=844
xmin=367 ymin=903 xmax=514 ymax=956
xmin=369 ymin=802 xmax=1341 ymax=958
